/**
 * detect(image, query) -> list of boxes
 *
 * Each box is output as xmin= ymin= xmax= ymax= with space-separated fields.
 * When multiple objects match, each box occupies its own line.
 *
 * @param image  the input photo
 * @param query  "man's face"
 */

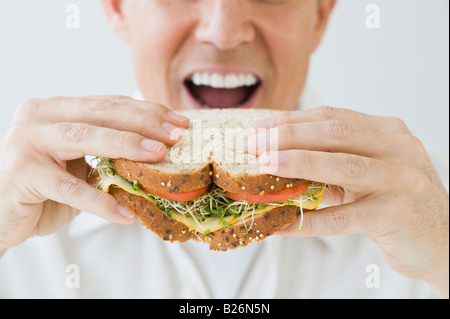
xmin=112 ymin=0 xmax=333 ymax=111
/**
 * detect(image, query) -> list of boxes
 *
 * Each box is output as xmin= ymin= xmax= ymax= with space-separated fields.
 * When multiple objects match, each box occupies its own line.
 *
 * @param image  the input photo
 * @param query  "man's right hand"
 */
xmin=0 ymin=95 xmax=189 ymax=252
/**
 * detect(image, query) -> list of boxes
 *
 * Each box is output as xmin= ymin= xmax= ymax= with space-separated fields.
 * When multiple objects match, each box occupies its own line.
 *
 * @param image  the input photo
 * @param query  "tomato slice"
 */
xmin=149 ymin=185 xmax=209 ymax=202
xmin=226 ymin=181 xmax=311 ymax=204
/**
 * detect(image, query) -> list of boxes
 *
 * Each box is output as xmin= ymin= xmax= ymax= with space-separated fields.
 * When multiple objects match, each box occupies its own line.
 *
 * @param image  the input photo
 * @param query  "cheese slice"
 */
xmin=98 ymin=174 xmax=324 ymax=234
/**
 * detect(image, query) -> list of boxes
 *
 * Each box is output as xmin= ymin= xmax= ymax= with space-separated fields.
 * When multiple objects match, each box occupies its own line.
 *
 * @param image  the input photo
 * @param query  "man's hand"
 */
xmin=248 ymin=106 xmax=449 ymax=298
xmin=0 ymin=95 xmax=188 ymax=252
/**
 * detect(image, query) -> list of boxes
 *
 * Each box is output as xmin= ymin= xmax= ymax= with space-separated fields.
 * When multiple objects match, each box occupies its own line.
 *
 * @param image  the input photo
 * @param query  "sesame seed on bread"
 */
xmin=100 ymin=109 xmax=322 ymax=251
xmin=115 ymin=158 xmax=212 ymax=194
xmin=113 ymin=108 xmax=306 ymax=195
xmin=110 ymin=187 xmax=301 ymax=251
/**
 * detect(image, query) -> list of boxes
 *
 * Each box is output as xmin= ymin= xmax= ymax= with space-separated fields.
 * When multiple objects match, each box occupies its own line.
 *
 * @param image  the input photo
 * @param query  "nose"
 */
xmin=195 ymin=0 xmax=255 ymax=51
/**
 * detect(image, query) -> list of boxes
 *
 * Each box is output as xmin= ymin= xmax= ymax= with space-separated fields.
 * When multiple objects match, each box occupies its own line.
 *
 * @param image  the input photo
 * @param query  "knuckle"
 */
xmin=317 ymin=105 xmax=338 ymax=119
xmin=326 ymin=207 xmax=348 ymax=234
xmin=13 ymin=98 xmax=41 ymax=122
xmin=91 ymin=190 xmax=110 ymax=212
xmin=383 ymin=116 xmax=409 ymax=133
xmin=20 ymin=98 xmax=41 ymax=111
xmin=403 ymin=135 xmax=426 ymax=155
xmin=149 ymin=102 xmax=169 ymax=113
xmin=340 ymin=154 xmax=365 ymax=178
xmin=56 ymin=122 xmax=92 ymax=143
xmin=138 ymin=101 xmax=164 ymax=116
xmin=115 ymin=131 xmax=133 ymax=148
xmin=324 ymin=120 xmax=354 ymax=142
xmin=88 ymin=98 xmax=117 ymax=112
xmin=56 ymin=177 xmax=84 ymax=200
xmin=273 ymin=111 xmax=294 ymax=125
xmin=2 ymin=123 xmax=27 ymax=145
xmin=299 ymin=150 xmax=313 ymax=168
xmin=283 ymin=124 xmax=300 ymax=141
xmin=137 ymin=109 xmax=158 ymax=127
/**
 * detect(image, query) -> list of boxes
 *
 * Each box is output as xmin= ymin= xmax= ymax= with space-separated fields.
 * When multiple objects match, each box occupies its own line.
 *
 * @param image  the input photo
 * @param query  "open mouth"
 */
xmin=184 ymin=72 xmax=262 ymax=109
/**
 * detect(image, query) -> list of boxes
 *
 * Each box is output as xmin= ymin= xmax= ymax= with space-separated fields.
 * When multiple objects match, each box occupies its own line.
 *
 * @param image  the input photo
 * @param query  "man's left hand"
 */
xmin=248 ymin=106 xmax=449 ymax=298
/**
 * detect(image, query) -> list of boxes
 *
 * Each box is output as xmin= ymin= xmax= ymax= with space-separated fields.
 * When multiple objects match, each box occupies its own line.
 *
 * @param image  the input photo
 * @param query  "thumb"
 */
xmin=277 ymin=198 xmax=375 ymax=238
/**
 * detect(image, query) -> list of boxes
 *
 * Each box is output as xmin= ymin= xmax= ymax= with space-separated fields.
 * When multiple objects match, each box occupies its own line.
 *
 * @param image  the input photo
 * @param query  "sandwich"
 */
xmin=96 ymin=109 xmax=326 ymax=251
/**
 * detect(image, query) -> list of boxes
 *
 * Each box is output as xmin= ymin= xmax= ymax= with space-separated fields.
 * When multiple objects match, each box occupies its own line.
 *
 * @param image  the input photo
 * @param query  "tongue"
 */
xmin=190 ymin=85 xmax=249 ymax=108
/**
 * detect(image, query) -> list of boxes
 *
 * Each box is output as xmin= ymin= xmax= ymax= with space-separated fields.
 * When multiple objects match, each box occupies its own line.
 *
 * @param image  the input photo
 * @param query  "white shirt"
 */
xmin=0 ymin=91 xmax=448 ymax=299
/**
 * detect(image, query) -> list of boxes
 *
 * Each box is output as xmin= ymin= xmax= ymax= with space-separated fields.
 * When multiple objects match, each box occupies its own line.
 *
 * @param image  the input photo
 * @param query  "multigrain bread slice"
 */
xmin=115 ymin=158 xmax=211 ymax=194
xmin=110 ymin=187 xmax=304 ymax=251
xmin=110 ymin=187 xmax=195 ymax=243
xmin=98 ymin=109 xmax=326 ymax=251
xmin=114 ymin=159 xmax=303 ymax=196
xmin=212 ymin=162 xmax=307 ymax=194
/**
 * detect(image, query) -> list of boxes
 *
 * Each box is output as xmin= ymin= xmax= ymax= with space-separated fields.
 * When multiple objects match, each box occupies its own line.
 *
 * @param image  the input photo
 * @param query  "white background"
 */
xmin=0 ymin=0 xmax=448 ymax=152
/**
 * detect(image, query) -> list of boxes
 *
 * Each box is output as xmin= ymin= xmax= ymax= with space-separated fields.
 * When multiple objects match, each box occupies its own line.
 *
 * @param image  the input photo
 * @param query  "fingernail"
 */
xmin=247 ymin=133 xmax=257 ymax=154
xmin=253 ymin=117 xmax=274 ymax=129
xmin=141 ymin=139 xmax=164 ymax=153
xmin=168 ymin=111 xmax=188 ymax=122
xmin=117 ymin=205 xmax=135 ymax=219
xmin=259 ymin=151 xmax=288 ymax=167
xmin=162 ymin=122 xmax=186 ymax=141
xmin=247 ymin=129 xmax=269 ymax=155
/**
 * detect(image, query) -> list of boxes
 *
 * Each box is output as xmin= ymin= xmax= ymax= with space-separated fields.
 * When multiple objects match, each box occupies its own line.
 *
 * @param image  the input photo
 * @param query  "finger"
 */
xmin=320 ymin=185 xmax=355 ymax=206
xmin=248 ymin=120 xmax=394 ymax=159
xmin=253 ymin=106 xmax=411 ymax=135
xmin=17 ymin=96 xmax=189 ymax=146
xmin=36 ymin=122 xmax=168 ymax=162
xmin=29 ymin=162 xmax=137 ymax=225
xmin=258 ymin=150 xmax=390 ymax=195
xmin=276 ymin=199 xmax=376 ymax=237
xmin=249 ymin=122 xmax=430 ymax=168
xmin=66 ymin=158 xmax=100 ymax=189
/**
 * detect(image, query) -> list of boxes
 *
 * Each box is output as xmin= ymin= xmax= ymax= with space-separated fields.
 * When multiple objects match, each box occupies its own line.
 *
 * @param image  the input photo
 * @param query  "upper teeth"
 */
xmin=190 ymin=72 xmax=259 ymax=89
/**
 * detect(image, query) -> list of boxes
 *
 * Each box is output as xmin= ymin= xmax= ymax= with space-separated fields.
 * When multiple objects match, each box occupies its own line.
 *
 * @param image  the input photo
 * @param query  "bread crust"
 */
xmin=114 ymin=158 xmax=308 ymax=196
xmin=115 ymin=158 xmax=212 ymax=194
xmin=110 ymin=187 xmax=301 ymax=251
xmin=212 ymin=162 xmax=309 ymax=194
xmin=111 ymin=187 xmax=195 ymax=243
xmin=203 ymin=205 xmax=300 ymax=251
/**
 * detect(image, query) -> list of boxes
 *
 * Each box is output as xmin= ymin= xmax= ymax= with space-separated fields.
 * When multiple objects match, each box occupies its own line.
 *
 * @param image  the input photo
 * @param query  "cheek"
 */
xmin=129 ymin=9 xmax=190 ymax=103
xmin=267 ymin=23 xmax=313 ymax=78
xmin=257 ymin=13 xmax=316 ymax=108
